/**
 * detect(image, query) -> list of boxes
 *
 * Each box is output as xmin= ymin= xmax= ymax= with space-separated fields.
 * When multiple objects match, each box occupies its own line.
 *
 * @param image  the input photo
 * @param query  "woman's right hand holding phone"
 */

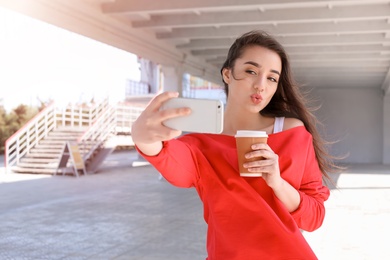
xmin=131 ymin=91 xmax=191 ymax=156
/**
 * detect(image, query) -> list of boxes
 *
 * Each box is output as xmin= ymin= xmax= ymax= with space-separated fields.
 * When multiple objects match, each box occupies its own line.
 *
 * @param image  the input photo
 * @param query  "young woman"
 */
xmin=131 ymin=30 xmax=335 ymax=260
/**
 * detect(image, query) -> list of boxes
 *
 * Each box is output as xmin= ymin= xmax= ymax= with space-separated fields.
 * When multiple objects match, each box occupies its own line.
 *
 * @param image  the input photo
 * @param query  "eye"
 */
xmin=268 ymin=77 xmax=278 ymax=83
xmin=245 ymin=69 xmax=257 ymax=75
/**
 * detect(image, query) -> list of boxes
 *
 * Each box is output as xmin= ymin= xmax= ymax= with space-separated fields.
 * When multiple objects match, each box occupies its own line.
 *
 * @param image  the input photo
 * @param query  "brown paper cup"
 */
xmin=235 ymin=130 xmax=268 ymax=177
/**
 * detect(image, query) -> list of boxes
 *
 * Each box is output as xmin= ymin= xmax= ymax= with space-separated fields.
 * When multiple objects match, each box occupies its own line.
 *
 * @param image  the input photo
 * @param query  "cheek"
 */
xmin=268 ymin=84 xmax=278 ymax=96
xmin=230 ymin=81 xmax=249 ymax=94
xmin=263 ymin=86 xmax=277 ymax=103
xmin=227 ymin=85 xmax=246 ymax=102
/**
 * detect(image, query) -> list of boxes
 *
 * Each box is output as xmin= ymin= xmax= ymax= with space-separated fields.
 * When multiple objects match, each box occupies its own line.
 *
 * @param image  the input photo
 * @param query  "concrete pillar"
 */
xmin=384 ymin=95 xmax=390 ymax=164
xmin=160 ymin=65 xmax=184 ymax=95
xmin=139 ymin=58 xmax=160 ymax=94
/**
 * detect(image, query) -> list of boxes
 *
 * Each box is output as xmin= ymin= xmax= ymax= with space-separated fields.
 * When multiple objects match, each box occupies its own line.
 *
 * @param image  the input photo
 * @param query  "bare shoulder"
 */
xmin=283 ymin=117 xmax=304 ymax=130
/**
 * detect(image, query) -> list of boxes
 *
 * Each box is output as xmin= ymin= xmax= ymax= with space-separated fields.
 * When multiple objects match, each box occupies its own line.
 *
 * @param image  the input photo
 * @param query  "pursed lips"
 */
xmin=250 ymin=93 xmax=263 ymax=104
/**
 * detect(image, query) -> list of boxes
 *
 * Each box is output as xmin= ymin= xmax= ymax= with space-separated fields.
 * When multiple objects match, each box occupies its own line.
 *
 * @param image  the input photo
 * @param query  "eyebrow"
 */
xmin=244 ymin=61 xmax=280 ymax=75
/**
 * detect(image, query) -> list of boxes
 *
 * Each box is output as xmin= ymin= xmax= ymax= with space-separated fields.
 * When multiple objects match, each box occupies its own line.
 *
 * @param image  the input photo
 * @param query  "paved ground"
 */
xmin=1 ymin=151 xmax=389 ymax=260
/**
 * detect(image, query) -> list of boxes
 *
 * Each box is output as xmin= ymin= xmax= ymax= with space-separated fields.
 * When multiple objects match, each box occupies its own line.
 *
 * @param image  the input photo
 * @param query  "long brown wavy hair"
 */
xmin=221 ymin=30 xmax=340 ymax=182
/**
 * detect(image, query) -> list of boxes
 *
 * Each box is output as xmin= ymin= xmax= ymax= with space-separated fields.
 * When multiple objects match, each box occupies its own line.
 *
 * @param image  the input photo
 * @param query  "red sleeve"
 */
xmin=135 ymin=139 xmax=199 ymax=188
xmin=290 ymin=136 xmax=330 ymax=232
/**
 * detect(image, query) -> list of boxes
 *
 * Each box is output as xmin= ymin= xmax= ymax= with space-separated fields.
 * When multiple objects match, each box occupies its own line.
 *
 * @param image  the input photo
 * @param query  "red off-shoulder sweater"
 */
xmin=137 ymin=126 xmax=330 ymax=260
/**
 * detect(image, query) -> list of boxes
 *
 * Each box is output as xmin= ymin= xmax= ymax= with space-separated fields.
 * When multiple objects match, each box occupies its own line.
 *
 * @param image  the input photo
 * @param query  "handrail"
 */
xmin=3 ymin=96 xmax=146 ymax=174
xmin=4 ymin=102 xmax=57 ymax=170
xmin=125 ymin=80 xmax=150 ymax=97
xmin=115 ymin=105 xmax=144 ymax=134
xmin=5 ymin=102 xmax=55 ymax=143
xmin=78 ymin=102 xmax=116 ymax=162
xmin=4 ymin=98 xmax=109 ymax=172
xmin=77 ymin=100 xmax=111 ymax=143
xmin=56 ymin=103 xmax=98 ymax=128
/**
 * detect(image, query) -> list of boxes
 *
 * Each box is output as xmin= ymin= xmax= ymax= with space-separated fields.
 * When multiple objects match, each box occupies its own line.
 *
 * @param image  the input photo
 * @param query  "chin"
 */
xmin=249 ymin=106 xmax=262 ymax=114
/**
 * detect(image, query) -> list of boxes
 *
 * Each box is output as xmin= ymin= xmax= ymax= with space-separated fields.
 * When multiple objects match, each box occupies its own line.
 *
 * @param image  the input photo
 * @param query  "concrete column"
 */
xmin=139 ymin=58 xmax=160 ymax=94
xmin=160 ymin=65 xmax=184 ymax=95
xmin=384 ymin=95 xmax=390 ymax=164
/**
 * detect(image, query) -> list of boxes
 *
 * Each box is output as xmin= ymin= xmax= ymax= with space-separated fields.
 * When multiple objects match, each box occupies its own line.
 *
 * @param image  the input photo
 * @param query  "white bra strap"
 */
xmin=273 ymin=117 xmax=285 ymax=134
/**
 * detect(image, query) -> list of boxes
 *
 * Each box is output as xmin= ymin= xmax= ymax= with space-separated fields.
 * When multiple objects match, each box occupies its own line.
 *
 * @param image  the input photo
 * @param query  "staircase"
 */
xmin=4 ymin=99 xmax=145 ymax=175
xmin=11 ymin=127 xmax=87 ymax=174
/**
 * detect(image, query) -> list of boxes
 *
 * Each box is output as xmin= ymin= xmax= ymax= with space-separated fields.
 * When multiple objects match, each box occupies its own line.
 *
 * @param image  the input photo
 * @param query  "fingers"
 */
xmin=131 ymin=91 xmax=191 ymax=144
xmin=243 ymin=144 xmax=278 ymax=172
xmin=243 ymin=157 xmax=277 ymax=169
xmin=140 ymin=91 xmax=192 ymax=127
xmin=245 ymin=143 xmax=273 ymax=160
xmin=148 ymin=91 xmax=192 ymax=121
xmin=242 ymin=144 xmax=281 ymax=187
xmin=159 ymin=106 xmax=192 ymax=122
xmin=250 ymin=142 xmax=269 ymax=150
xmin=156 ymin=93 xmax=192 ymax=122
xmin=148 ymin=91 xmax=179 ymax=111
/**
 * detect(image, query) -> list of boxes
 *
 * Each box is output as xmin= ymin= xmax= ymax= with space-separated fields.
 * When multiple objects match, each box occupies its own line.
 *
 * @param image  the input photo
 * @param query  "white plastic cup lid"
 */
xmin=235 ymin=130 xmax=268 ymax=138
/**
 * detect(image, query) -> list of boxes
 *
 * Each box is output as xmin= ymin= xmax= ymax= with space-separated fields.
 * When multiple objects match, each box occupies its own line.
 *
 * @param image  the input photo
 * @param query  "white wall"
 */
xmin=313 ymin=88 xmax=383 ymax=164
xmin=384 ymin=96 xmax=390 ymax=164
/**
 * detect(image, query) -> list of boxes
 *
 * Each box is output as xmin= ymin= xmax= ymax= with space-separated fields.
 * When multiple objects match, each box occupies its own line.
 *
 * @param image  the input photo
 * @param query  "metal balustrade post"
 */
xmin=26 ymin=128 xmax=30 ymax=153
xmin=78 ymin=107 xmax=82 ymax=127
xmin=70 ymin=105 xmax=73 ymax=127
xmin=3 ymin=102 xmax=56 ymax=172
xmin=45 ymin=113 xmax=48 ymax=137
xmin=89 ymin=108 xmax=92 ymax=126
xmin=35 ymin=123 xmax=38 ymax=146
xmin=53 ymin=109 xmax=57 ymax=129
xmin=61 ymin=108 xmax=64 ymax=127
xmin=16 ymin=139 xmax=20 ymax=165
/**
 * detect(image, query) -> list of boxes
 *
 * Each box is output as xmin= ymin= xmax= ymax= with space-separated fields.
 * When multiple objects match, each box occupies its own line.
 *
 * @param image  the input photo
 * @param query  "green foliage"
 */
xmin=0 ymin=104 xmax=39 ymax=154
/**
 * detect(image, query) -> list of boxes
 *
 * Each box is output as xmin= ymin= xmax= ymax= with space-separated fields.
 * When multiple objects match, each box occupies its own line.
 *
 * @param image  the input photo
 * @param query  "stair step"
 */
xmin=26 ymin=153 xmax=60 ymax=159
xmin=11 ymin=166 xmax=57 ymax=174
xmin=48 ymin=131 xmax=80 ymax=134
xmin=47 ymin=135 xmax=81 ymax=139
xmin=17 ymin=162 xmax=59 ymax=168
xmin=55 ymin=127 xmax=88 ymax=132
xmin=35 ymin=144 xmax=65 ymax=149
xmin=49 ymin=131 xmax=83 ymax=135
xmin=39 ymin=140 xmax=67 ymax=145
xmin=20 ymin=158 xmax=59 ymax=163
xmin=44 ymin=136 xmax=79 ymax=141
xmin=30 ymin=148 xmax=64 ymax=153
xmin=10 ymin=123 xmax=116 ymax=174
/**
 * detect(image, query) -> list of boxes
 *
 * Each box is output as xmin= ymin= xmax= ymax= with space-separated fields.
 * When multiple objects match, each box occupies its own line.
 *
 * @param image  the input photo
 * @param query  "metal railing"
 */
xmin=4 ymin=99 xmax=110 ymax=171
xmin=78 ymin=102 xmax=116 ymax=162
xmin=56 ymin=99 xmax=109 ymax=128
xmin=4 ymin=102 xmax=57 ymax=171
xmin=115 ymin=105 xmax=144 ymax=134
xmin=125 ymin=80 xmax=150 ymax=97
xmin=4 ymin=97 xmax=146 ymax=173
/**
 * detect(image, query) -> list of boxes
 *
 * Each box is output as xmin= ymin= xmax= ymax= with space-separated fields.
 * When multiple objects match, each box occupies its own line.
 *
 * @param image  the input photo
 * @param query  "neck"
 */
xmin=222 ymin=104 xmax=274 ymax=135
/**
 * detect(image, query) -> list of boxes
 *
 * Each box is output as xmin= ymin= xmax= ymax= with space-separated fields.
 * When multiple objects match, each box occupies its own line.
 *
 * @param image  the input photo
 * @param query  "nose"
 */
xmin=253 ymin=75 xmax=266 ymax=92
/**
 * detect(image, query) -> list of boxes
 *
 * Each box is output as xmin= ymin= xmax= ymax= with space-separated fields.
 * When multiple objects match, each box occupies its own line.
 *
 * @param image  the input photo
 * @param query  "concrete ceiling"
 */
xmin=1 ymin=0 xmax=390 ymax=95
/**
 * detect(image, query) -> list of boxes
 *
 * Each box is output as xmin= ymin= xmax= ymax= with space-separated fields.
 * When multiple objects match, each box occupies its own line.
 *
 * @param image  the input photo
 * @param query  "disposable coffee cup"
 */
xmin=235 ymin=130 xmax=268 ymax=177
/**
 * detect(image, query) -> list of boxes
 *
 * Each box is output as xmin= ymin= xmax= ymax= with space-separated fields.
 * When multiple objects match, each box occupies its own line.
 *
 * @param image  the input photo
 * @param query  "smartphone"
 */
xmin=160 ymin=97 xmax=224 ymax=134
